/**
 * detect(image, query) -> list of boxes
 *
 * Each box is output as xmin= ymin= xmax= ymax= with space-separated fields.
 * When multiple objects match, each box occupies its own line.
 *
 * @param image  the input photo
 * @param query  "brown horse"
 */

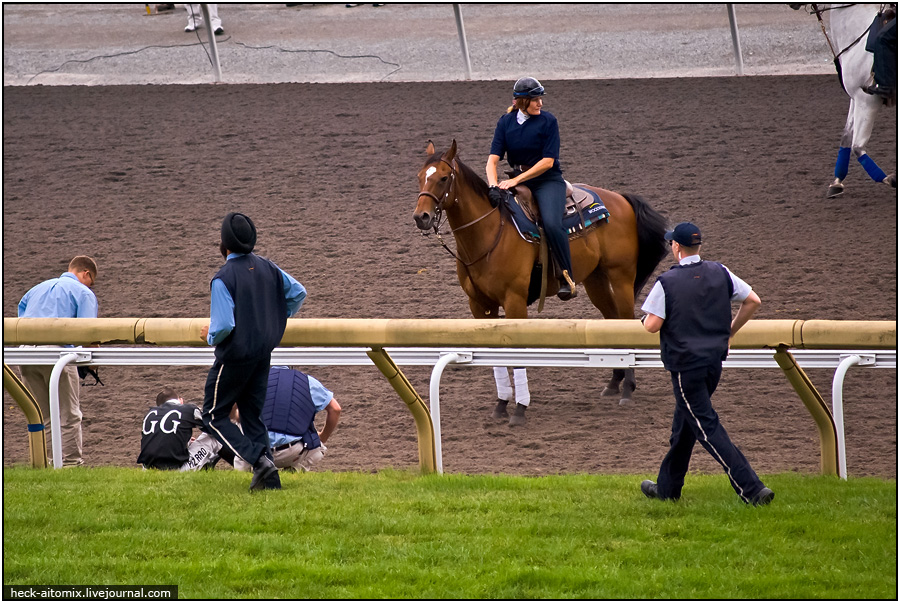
xmin=414 ymin=140 xmax=668 ymax=425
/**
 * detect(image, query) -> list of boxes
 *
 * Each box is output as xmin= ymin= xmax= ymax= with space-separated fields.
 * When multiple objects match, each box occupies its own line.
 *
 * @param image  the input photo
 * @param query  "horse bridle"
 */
xmin=809 ymin=3 xmax=887 ymax=62
xmin=416 ymin=157 xmax=457 ymax=236
xmin=416 ymin=157 xmax=505 ymax=267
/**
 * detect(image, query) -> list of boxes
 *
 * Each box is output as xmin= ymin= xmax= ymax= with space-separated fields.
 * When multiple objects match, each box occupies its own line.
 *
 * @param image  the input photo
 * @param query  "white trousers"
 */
xmin=185 ymin=4 xmax=221 ymax=30
xmin=180 ymin=432 xmax=223 ymax=471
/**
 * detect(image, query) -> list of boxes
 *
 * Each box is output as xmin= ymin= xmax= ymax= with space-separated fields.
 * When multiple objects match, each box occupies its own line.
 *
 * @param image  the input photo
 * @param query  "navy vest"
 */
xmin=657 ymin=261 xmax=734 ymax=372
xmin=213 ymin=254 xmax=288 ymax=364
xmin=261 ymin=367 xmax=321 ymax=448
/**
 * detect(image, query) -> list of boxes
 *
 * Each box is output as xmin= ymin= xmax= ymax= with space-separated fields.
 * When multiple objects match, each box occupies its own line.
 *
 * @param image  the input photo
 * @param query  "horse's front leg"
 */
xmin=466 ymin=296 xmax=515 ymax=421
xmin=606 ymin=265 xmax=638 ymax=405
xmin=495 ymin=294 xmax=531 ymax=427
xmin=827 ymin=105 xmax=855 ymax=198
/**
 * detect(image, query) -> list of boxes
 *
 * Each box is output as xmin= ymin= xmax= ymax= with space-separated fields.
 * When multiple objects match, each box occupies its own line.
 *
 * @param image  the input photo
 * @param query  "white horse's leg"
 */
xmin=509 ymin=367 xmax=530 ymax=427
xmin=492 ymin=366 xmax=530 ymax=425
xmin=492 ymin=367 xmax=512 ymax=418
xmin=827 ymin=106 xmax=855 ymax=198
xmin=850 ymin=92 xmax=893 ymax=185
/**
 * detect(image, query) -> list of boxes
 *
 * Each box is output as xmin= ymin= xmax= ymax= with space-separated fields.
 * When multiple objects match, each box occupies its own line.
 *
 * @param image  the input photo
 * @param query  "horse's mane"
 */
xmin=427 ymin=152 xmax=490 ymax=199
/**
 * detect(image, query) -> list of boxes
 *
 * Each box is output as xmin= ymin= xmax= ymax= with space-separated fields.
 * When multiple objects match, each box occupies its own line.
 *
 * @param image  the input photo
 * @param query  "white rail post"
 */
xmin=200 ymin=4 xmax=223 ymax=82
xmin=831 ymin=354 xmax=875 ymax=480
xmin=726 ymin=4 xmax=744 ymax=75
xmin=49 ymin=353 xmax=80 ymax=468
xmin=452 ymin=4 xmax=473 ymax=80
xmin=429 ymin=351 xmax=472 ymax=474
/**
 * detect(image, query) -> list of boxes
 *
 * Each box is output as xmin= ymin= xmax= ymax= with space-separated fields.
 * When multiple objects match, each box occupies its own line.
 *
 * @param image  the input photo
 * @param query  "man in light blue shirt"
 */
xmin=17 ymin=255 xmax=99 ymax=466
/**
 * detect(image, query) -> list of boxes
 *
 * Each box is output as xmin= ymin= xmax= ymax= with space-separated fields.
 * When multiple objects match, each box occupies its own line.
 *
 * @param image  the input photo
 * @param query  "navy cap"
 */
xmin=665 ymin=222 xmax=702 ymax=246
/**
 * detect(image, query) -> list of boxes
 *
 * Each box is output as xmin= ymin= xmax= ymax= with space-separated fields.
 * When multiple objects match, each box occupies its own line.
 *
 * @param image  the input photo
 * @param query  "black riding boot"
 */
xmin=557 ymin=269 xmax=577 ymax=301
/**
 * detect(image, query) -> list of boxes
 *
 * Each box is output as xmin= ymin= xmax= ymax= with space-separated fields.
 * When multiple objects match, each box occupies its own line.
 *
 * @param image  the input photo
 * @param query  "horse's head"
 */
xmin=414 ymin=139 xmax=458 ymax=231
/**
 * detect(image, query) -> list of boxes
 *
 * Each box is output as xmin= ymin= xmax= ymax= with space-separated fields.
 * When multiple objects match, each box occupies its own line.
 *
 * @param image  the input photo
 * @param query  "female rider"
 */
xmin=485 ymin=76 xmax=576 ymax=300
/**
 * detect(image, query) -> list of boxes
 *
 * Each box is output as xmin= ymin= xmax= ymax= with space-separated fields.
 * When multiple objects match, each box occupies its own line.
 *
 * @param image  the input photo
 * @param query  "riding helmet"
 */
xmin=513 ymin=76 xmax=545 ymax=98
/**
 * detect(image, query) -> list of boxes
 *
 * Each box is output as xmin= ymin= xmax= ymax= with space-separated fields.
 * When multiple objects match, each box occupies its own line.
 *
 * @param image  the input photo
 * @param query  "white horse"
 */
xmin=798 ymin=3 xmax=897 ymax=198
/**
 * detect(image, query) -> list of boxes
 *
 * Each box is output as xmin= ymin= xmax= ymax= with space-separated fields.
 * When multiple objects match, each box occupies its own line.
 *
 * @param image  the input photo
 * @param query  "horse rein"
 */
xmin=809 ymin=3 xmax=886 ymax=62
xmin=417 ymin=158 xmax=505 ymax=267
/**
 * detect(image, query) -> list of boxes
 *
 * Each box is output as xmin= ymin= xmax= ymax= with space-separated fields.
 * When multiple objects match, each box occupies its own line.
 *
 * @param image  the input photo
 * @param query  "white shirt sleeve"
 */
xmin=640 ymin=280 xmax=666 ymax=318
xmin=723 ymin=265 xmax=753 ymax=302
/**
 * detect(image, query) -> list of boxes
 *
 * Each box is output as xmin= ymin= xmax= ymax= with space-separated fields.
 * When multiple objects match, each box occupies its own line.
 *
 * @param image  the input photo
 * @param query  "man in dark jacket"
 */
xmin=200 ymin=212 xmax=307 ymax=491
xmin=639 ymin=222 xmax=773 ymax=506
xmin=234 ymin=366 xmax=341 ymax=473
xmin=137 ymin=386 xmax=221 ymax=470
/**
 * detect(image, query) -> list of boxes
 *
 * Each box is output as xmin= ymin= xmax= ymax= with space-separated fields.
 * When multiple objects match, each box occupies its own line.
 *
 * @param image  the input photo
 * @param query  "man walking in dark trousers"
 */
xmin=200 ymin=212 xmax=307 ymax=491
xmin=639 ymin=222 xmax=774 ymax=506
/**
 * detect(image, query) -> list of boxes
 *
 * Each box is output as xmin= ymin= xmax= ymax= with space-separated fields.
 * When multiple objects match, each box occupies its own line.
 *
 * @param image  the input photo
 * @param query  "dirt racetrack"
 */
xmin=2 ymin=76 xmax=897 ymax=478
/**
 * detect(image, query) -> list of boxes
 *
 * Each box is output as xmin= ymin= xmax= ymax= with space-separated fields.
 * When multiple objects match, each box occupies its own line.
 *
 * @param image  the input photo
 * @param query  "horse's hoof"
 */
xmin=826 ymin=184 xmax=844 ymax=199
xmin=618 ymin=397 xmax=632 ymax=406
xmin=492 ymin=399 xmax=509 ymax=419
xmin=508 ymin=403 xmax=527 ymax=426
xmin=885 ymin=174 xmax=897 ymax=188
xmin=601 ymin=386 xmax=620 ymax=397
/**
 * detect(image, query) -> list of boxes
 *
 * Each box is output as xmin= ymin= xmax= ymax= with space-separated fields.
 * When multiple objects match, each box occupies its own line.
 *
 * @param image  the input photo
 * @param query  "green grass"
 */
xmin=3 ymin=468 xmax=896 ymax=599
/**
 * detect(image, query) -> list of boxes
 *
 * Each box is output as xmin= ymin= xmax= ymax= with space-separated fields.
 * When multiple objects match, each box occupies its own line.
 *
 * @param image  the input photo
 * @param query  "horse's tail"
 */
xmin=622 ymin=193 xmax=668 ymax=297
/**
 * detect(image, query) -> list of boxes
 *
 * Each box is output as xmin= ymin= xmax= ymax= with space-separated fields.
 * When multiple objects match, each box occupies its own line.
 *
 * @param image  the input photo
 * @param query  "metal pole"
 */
xmin=452 ymin=4 xmax=473 ymax=80
xmin=49 ymin=353 xmax=79 ymax=468
xmin=831 ymin=355 xmax=861 ymax=480
xmin=200 ymin=4 xmax=223 ymax=83
xmin=726 ymin=4 xmax=744 ymax=75
xmin=429 ymin=353 xmax=459 ymax=475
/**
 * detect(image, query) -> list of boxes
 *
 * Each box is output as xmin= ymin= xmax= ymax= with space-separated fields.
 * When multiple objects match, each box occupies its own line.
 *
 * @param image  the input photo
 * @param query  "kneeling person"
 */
xmin=138 ymin=387 xmax=222 ymax=471
xmin=235 ymin=366 xmax=341 ymax=473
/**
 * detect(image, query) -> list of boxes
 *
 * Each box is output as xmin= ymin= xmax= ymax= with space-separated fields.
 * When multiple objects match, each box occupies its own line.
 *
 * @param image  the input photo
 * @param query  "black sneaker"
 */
xmin=750 ymin=487 xmax=775 ymax=506
xmin=641 ymin=479 xmax=660 ymax=499
xmin=641 ymin=480 xmax=679 ymax=501
xmin=250 ymin=455 xmax=278 ymax=491
xmin=201 ymin=454 xmax=220 ymax=470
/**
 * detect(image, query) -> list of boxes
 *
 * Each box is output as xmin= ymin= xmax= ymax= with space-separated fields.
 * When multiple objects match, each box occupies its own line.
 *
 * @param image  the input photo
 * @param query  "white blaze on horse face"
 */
xmin=425 ymin=166 xmax=437 ymax=182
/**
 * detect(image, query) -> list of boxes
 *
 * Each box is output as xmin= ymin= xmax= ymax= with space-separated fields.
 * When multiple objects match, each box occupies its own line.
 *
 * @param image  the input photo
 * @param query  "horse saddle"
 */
xmin=501 ymin=181 xmax=611 ymax=244
xmin=866 ymin=9 xmax=896 ymax=53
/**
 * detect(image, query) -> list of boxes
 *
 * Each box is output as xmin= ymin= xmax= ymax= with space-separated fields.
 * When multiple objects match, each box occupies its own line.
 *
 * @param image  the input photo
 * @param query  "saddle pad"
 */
xmin=505 ymin=186 xmax=610 ymax=243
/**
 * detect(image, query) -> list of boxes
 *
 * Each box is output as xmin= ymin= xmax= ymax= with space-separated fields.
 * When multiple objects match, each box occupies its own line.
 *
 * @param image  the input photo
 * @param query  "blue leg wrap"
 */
xmin=858 ymin=154 xmax=887 ymax=182
xmin=834 ymin=147 xmax=851 ymax=180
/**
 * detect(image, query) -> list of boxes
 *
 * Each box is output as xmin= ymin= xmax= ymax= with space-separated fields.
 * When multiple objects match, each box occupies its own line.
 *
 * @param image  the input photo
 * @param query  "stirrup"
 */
xmin=557 ymin=270 xmax=577 ymax=300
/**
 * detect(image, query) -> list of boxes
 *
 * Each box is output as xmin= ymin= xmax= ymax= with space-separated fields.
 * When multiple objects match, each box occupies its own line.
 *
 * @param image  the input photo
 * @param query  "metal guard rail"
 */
xmin=4 ymin=346 xmax=895 ymax=477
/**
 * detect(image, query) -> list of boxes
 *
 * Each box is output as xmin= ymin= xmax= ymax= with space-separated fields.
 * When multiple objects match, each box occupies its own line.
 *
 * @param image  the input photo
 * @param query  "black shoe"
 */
xmin=214 ymin=27 xmax=224 ymax=35
xmin=264 ymin=470 xmax=282 ymax=490
xmin=202 ymin=454 xmax=220 ymax=470
xmin=250 ymin=455 xmax=278 ymax=491
xmin=557 ymin=281 xmax=575 ymax=300
xmin=641 ymin=479 xmax=679 ymax=501
xmin=750 ymin=487 xmax=775 ymax=506
xmin=641 ymin=479 xmax=660 ymax=499
xmin=864 ymin=84 xmax=892 ymax=98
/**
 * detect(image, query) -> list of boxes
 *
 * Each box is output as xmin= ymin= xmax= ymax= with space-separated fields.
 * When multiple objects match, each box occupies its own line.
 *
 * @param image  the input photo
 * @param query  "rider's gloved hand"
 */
xmin=488 ymin=186 xmax=505 ymax=208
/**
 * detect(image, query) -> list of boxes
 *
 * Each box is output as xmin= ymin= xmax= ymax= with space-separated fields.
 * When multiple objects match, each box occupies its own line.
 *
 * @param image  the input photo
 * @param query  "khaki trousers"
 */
xmin=19 ymin=364 xmax=83 ymax=466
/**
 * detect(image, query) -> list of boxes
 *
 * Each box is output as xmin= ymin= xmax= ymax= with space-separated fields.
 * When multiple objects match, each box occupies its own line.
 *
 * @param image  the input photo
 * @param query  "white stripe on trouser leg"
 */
xmin=208 ymin=364 xmax=245 ymax=462
xmin=494 ymin=367 xmax=513 ymax=401
xmin=514 ymin=368 xmax=530 ymax=407
xmin=677 ymin=371 xmax=748 ymax=502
